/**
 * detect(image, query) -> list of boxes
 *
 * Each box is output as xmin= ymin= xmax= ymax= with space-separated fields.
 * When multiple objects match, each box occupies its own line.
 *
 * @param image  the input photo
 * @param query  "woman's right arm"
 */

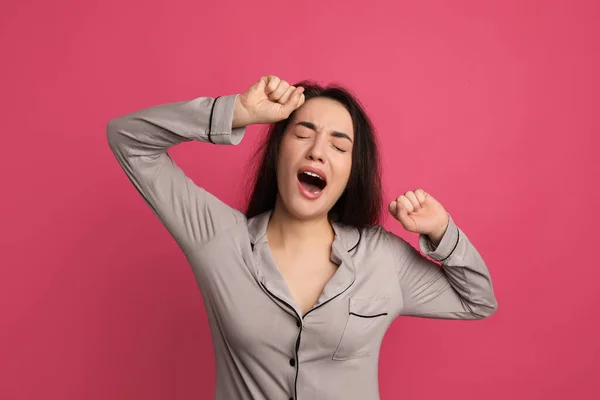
xmin=106 ymin=94 xmax=245 ymax=253
xmin=106 ymin=77 xmax=305 ymax=253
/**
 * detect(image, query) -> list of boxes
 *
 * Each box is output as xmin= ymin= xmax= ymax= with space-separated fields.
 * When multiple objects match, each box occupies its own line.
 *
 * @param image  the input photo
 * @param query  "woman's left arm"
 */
xmin=386 ymin=189 xmax=498 ymax=319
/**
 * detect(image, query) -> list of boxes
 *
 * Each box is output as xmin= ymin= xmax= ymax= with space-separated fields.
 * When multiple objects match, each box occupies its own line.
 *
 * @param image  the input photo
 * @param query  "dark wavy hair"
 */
xmin=245 ymin=80 xmax=382 ymax=230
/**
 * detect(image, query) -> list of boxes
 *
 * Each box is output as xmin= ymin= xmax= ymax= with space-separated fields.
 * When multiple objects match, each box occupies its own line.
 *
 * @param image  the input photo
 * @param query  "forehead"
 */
xmin=291 ymin=97 xmax=354 ymax=139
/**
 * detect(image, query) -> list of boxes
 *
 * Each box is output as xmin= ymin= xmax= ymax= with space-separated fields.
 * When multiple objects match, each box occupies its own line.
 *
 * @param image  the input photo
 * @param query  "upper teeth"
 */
xmin=304 ymin=171 xmax=323 ymax=180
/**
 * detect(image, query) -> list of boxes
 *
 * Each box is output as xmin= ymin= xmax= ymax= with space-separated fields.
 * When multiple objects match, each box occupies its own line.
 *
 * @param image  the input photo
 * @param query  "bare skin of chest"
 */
xmin=270 ymin=250 xmax=338 ymax=315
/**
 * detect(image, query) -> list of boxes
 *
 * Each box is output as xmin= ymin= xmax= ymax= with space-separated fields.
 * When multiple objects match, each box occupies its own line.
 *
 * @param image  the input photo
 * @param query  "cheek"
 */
xmin=332 ymin=158 xmax=353 ymax=190
xmin=276 ymin=143 xmax=297 ymax=186
xmin=343 ymin=156 xmax=353 ymax=179
xmin=279 ymin=137 xmax=298 ymax=161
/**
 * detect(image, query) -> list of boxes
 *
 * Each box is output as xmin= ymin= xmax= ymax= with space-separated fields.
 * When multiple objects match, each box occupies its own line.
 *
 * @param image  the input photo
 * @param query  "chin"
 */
xmin=279 ymin=195 xmax=330 ymax=222
xmin=290 ymin=201 xmax=328 ymax=221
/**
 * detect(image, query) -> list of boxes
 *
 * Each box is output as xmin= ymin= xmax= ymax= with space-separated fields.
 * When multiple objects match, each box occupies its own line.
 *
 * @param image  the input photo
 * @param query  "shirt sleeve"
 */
xmin=384 ymin=214 xmax=498 ymax=319
xmin=106 ymin=94 xmax=245 ymax=254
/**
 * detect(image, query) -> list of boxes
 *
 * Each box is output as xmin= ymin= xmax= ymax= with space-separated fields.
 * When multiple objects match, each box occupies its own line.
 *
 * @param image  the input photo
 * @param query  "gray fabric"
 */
xmin=107 ymin=94 xmax=498 ymax=400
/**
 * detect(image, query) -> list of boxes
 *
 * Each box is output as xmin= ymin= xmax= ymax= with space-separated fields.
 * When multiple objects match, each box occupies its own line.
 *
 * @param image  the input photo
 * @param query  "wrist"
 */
xmin=428 ymin=219 xmax=449 ymax=246
xmin=232 ymin=95 xmax=253 ymax=128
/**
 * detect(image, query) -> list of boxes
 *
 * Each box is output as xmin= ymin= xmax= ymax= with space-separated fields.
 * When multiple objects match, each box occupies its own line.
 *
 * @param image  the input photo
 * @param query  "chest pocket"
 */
xmin=332 ymin=297 xmax=391 ymax=361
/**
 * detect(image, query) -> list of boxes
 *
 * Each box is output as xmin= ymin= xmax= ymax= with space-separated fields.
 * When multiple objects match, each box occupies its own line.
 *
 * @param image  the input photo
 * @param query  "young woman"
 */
xmin=107 ymin=75 xmax=497 ymax=400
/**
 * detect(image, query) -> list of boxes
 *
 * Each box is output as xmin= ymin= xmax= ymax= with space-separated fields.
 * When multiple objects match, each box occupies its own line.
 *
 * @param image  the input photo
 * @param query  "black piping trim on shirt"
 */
xmin=259 ymin=282 xmax=299 ymax=319
xmin=439 ymin=228 xmax=460 ymax=262
xmin=348 ymin=230 xmax=361 ymax=253
xmin=293 ymin=326 xmax=302 ymax=400
xmin=257 ymin=228 xmax=357 ymax=399
xmin=299 ymin=285 xmax=353 ymax=398
xmin=259 ymin=282 xmax=301 ymax=400
xmin=349 ymin=312 xmax=388 ymax=318
xmin=207 ymin=96 xmax=221 ymax=144
xmin=304 ymin=281 xmax=353 ymax=318
xmin=259 ymin=276 xmax=354 ymax=400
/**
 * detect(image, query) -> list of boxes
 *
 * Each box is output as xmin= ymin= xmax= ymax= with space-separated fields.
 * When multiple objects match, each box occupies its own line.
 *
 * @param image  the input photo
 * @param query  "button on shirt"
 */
xmin=107 ymin=94 xmax=498 ymax=400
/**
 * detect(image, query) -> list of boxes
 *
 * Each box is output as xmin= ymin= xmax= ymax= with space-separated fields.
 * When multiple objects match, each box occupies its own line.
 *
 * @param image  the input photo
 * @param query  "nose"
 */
xmin=306 ymin=136 xmax=327 ymax=164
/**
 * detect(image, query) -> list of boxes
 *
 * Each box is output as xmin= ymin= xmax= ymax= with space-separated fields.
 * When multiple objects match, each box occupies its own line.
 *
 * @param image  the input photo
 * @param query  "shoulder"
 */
xmin=358 ymin=224 xmax=397 ymax=246
xmin=340 ymin=223 xmax=395 ymax=254
xmin=358 ymin=223 xmax=419 ymax=262
xmin=332 ymin=221 xmax=390 ymax=253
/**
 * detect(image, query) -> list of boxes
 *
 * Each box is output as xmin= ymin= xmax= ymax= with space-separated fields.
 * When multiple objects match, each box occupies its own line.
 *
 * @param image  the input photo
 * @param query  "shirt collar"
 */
xmin=247 ymin=210 xmax=361 ymax=252
xmin=247 ymin=209 xmax=359 ymax=317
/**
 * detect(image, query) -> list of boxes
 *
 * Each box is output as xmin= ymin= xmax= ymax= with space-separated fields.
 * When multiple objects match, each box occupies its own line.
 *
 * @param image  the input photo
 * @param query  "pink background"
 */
xmin=1 ymin=0 xmax=599 ymax=399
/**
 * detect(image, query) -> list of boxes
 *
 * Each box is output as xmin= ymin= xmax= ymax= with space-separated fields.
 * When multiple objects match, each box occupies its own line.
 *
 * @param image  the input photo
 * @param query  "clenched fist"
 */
xmin=388 ymin=189 xmax=450 ymax=244
xmin=232 ymin=76 xmax=306 ymax=127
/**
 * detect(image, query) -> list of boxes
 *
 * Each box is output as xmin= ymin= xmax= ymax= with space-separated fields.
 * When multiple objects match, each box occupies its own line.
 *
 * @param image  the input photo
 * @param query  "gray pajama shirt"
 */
xmin=106 ymin=93 xmax=498 ymax=400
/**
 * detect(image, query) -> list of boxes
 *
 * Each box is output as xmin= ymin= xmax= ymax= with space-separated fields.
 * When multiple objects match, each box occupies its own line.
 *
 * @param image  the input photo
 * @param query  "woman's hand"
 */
xmin=232 ymin=76 xmax=306 ymax=128
xmin=388 ymin=189 xmax=450 ymax=246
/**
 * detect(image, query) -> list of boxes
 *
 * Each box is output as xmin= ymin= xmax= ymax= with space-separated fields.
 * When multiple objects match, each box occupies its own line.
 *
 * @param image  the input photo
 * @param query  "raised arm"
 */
xmin=106 ymin=94 xmax=246 ymax=253
xmin=386 ymin=215 xmax=498 ymax=319
xmin=106 ymin=76 xmax=306 ymax=254
xmin=386 ymin=189 xmax=498 ymax=319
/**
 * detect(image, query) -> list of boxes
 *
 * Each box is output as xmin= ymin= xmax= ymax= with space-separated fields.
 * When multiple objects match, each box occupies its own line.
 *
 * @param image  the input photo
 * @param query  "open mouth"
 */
xmin=297 ymin=170 xmax=327 ymax=194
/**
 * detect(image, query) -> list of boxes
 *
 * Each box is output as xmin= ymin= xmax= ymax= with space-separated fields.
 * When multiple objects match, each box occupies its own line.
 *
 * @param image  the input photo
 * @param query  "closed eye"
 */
xmin=332 ymin=144 xmax=347 ymax=153
xmin=294 ymin=130 xmax=349 ymax=153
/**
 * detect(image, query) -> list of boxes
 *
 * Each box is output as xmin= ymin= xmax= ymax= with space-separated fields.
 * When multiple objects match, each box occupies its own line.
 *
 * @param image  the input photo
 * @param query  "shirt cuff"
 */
xmin=209 ymin=94 xmax=246 ymax=145
xmin=418 ymin=213 xmax=459 ymax=263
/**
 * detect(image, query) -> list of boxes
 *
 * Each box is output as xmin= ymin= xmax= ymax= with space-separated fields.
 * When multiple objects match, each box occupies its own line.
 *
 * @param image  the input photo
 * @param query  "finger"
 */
xmin=388 ymin=200 xmax=398 ymax=215
xmin=396 ymin=195 xmax=414 ymax=213
xmin=264 ymin=75 xmax=281 ymax=95
xmin=253 ymin=77 xmax=266 ymax=94
xmin=282 ymin=87 xmax=305 ymax=114
xmin=396 ymin=201 xmax=410 ymax=221
xmin=278 ymin=85 xmax=297 ymax=104
xmin=297 ymin=92 xmax=305 ymax=107
xmin=404 ymin=191 xmax=421 ymax=211
xmin=269 ymin=80 xmax=290 ymax=101
xmin=389 ymin=200 xmax=410 ymax=228
xmin=414 ymin=188 xmax=427 ymax=204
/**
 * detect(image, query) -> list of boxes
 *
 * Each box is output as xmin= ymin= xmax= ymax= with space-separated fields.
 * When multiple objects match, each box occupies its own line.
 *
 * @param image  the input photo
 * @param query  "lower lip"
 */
xmin=297 ymin=179 xmax=324 ymax=200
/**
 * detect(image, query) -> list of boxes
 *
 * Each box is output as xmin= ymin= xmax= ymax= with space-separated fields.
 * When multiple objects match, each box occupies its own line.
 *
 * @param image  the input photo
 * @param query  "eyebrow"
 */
xmin=296 ymin=121 xmax=353 ymax=143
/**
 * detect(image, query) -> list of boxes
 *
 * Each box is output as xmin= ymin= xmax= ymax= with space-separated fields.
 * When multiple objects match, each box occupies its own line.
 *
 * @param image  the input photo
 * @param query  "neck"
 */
xmin=267 ymin=199 xmax=335 ymax=252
